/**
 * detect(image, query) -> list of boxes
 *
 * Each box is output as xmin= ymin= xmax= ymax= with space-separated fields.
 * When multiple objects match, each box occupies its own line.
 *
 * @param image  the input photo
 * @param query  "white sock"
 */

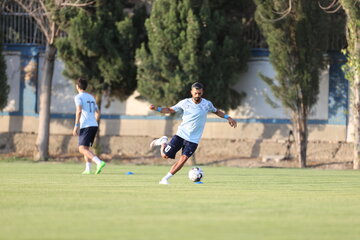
xmin=85 ymin=162 xmax=91 ymax=171
xmin=92 ymin=156 xmax=101 ymax=164
xmin=163 ymin=172 xmax=173 ymax=180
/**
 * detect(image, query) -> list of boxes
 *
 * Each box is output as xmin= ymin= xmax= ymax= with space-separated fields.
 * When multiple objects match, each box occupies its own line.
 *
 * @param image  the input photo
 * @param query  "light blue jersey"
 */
xmin=74 ymin=92 xmax=98 ymax=129
xmin=171 ymin=98 xmax=217 ymax=144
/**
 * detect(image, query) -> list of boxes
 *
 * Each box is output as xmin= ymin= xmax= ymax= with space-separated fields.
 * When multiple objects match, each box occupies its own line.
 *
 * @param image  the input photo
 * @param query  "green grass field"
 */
xmin=1 ymin=161 xmax=360 ymax=240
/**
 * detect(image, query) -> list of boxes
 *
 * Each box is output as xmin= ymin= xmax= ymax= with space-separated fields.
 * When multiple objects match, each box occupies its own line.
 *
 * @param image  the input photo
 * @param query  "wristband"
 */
xmin=224 ymin=114 xmax=229 ymax=119
xmin=157 ymin=107 xmax=162 ymax=112
xmin=75 ymin=123 xmax=79 ymax=127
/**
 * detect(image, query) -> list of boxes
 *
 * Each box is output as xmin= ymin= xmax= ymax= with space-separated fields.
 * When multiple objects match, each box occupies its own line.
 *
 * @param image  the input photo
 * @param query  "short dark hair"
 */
xmin=191 ymin=82 xmax=204 ymax=90
xmin=76 ymin=78 xmax=88 ymax=90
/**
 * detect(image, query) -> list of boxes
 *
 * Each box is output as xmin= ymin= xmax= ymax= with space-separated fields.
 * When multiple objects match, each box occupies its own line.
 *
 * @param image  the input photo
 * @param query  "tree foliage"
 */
xmin=254 ymin=0 xmax=330 ymax=167
xmin=340 ymin=0 xmax=360 ymax=84
xmin=10 ymin=0 xmax=74 ymax=161
xmin=56 ymin=0 xmax=146 ymax=102
xmin=197 ymin=0 xmax=249 ymax=110
xmin=254 ymin=0 xmax=329 ymax=113
xmin=136 ymin=0 xmax=249 ymax=110
xmin=0 ymin=24 xmax=9 ymax=111
xmin=338 ymin=0 xmax=360 ymax=169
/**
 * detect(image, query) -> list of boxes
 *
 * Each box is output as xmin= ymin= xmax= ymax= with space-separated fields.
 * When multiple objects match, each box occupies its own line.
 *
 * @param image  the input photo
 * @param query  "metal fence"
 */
xmin=242 ymin=19 xmax=267 ymax=49
xmin=0 ymin=1 xmax=347 ymax=50
xmin=1 ymin=1 xmax=47 ymax=45
xmin=0 ymin=1 xmax=267 ymax=48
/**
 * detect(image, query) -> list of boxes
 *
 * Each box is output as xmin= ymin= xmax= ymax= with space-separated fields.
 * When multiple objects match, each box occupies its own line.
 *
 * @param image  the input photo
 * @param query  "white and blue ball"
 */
xmin=188 ymin=167 xmax=204 ymax=182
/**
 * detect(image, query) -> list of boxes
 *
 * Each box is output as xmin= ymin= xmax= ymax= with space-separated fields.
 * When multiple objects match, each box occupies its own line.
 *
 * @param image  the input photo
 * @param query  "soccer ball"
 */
xmin=188 ymin=167 xmax=204 ymax=182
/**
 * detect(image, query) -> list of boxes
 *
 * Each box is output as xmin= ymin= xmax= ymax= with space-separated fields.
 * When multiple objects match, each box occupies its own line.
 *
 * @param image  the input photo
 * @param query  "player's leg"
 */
xmin=169 ymin=154 xmax=189 ymax=175
xmin=82 ymin=156 xmax=91 ymax=174
xmin=79 ymin=145 xmax=98 ymax=161
xmin=150 ymin=136 xmax=168 ymax=158
xmin=150 ymin=135 xmax=181 ymax=160
xmin=79 ymin=146 xmax=94 ymax=158
xmin=159 ymin=140 xmax=198 ymax=184
xmin=160 ymin=135 xmax=183 ymax=159
xmin=170 ymin=140 xmax=197 ymax=175
xmin=159 ymin=155 xmax=189 ymax=184
xmin=78 ymin=127 xmax=105 ymax=174
xmin=160 ymin=143 xmax=168 ymax=159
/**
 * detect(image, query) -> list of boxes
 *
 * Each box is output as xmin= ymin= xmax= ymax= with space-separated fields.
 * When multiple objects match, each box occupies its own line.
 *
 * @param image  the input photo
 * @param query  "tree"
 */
xmin=336 ymin=0 xmax=359 ymax=169
xmin=197 ymin=0 xmax=249 ymax=110
xmin=10 ymin=0 xmax=95 ymax=161
xmin=254 ymin=0 xmax=329 ymax=167
xmin=319 ymin=0 xmax=359 ymax=169
xmin=136 ymin=0 xmax=200 ymax=107
xmin=56 ymin=0 xmax=144 ymax=104
xmin=136 ymin=0 xmax=249 ymax=110
xmin=56 ymin=0 xmax=145 ymax=153
xmin=341 ymin=0 xmax=360 ymax=169
xmin=0 ymin=20 xmax=10 ymax=110
xmin=11 ymin=0 xmax=58 ymax=161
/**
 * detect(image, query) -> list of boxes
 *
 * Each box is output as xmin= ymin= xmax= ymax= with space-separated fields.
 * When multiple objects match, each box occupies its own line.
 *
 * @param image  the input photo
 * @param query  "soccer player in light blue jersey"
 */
xmin=73 ymin=78 xmax=106 ymax=175
xmin=149 ymin=82 xmax=237 ymax=184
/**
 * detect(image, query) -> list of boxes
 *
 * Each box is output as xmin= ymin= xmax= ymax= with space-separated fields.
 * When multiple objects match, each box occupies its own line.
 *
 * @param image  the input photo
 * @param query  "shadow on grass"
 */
xmin=308 ymin=161 xmax=353 ymax=169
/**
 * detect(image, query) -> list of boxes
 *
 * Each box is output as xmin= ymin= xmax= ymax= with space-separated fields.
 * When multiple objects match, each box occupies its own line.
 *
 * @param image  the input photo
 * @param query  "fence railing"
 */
xmin=1 ymin=1 xmax=47 ymax=45
xmin=1 ymin=1 xmax=347 ymax=51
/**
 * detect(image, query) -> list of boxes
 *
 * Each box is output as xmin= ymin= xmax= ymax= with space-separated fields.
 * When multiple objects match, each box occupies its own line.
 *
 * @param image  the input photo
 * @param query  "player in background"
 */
xmin=149 ymin=82 xmax=237 ymax=184
xmin=73 ymin=78 xmax=106 ymax=174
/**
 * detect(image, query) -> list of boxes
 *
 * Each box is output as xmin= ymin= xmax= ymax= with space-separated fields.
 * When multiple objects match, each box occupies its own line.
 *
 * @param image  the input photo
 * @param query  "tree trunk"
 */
xmin=94 ymin=93 xmax=102 ymax=156
xmin=35 ymin=44 xmax=57 ymax=161
xmin=353 ymin=37 xmax=360 ymax=169
xmin=293 ymin=108 xmax=308 ymax=168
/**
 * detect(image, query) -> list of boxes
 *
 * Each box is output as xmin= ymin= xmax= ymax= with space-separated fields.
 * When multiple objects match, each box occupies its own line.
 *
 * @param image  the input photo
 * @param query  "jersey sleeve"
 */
xmin=208 ymin=101 xmax=217 ymax=113
xmin=74 ymin=95 xmax=82 ymax=107
xmin=170 ymin=100 xmax=185 ymax=112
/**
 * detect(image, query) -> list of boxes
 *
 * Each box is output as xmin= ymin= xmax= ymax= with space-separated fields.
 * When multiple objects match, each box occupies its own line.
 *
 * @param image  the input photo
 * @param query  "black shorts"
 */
xmin=78 ymin=127 xmax=98 ymax=147
xmin=163 ymin=135 xmax=198 ymax=159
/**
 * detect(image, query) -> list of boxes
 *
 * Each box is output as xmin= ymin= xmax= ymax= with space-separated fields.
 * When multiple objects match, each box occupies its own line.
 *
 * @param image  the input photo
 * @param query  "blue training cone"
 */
xmin=194 ymin=181 xmax=203 ymax=184
xmin=125 ymin=171 xmax=134 ymax=175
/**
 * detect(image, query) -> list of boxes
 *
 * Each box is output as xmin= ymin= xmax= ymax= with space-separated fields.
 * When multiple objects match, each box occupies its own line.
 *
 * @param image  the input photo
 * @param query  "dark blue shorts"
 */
xmin=78 ymin=127 xmax=98 ymax=147
xmin=163 ymin=135 xmax=198 ymax=159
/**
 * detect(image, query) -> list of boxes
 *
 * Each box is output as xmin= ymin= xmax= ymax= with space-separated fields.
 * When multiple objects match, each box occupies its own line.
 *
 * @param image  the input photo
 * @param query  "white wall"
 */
xmin=4 ymin=52 xmax=21 ymax=112
xmin=48 ymin=59 xmax=77 ymax=114
xmin=2 ymin=52 xmax=347 ymax=142
xmin=38 ymin=55 xmax=149 ymax=115
xmin=29 ymin=54 xmax=331 ymax=120
xmin=228 ymin=56 xmax=329 ymax=119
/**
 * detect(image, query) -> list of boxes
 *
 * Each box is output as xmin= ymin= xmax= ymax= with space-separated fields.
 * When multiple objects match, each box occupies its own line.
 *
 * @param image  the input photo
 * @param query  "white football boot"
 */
xmin=159 ymin=179 xmax=170 ymax=185
xmin=150 ymin=136 xmax=168 ymax=148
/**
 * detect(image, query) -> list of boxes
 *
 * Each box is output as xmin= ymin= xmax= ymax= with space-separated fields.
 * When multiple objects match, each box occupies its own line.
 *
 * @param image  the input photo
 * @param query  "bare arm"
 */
xmin=149 ymin=104 xmax=176 ymax=114
xmin=213 ymin=109 xmax=237 ymax=128
xmin=73 ymin=105 xmax=82 ymax=136
xmin=95 ymin=108 xmax=101 ymax=123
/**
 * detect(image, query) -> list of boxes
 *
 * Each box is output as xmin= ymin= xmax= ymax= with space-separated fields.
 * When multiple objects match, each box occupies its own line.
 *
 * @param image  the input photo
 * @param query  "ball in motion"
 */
xmin=188 ymin=167 xmax=204 ymax=182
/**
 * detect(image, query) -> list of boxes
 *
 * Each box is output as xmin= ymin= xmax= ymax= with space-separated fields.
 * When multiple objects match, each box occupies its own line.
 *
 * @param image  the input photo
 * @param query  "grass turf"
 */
xmin=0 ymin=161 xmax=360 ymax=240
